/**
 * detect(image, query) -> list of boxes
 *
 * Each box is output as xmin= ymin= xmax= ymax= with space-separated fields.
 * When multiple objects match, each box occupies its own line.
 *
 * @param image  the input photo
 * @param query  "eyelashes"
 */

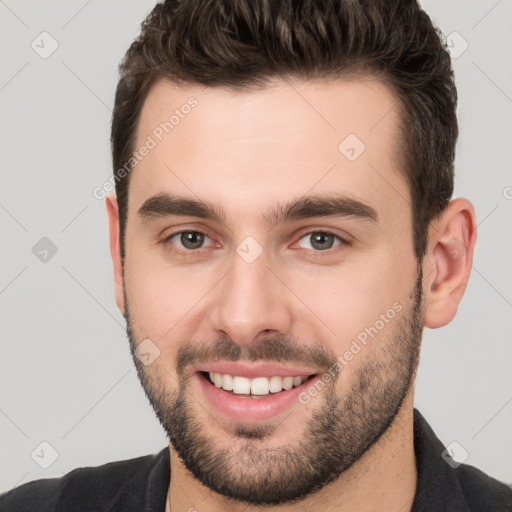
xmin=161 ymin=229 xmax=351 ymax=256
xmin=163 ymin=230 xmax=214 ymax=252
xmin=294 ymin=231 xmax=346 ymax=251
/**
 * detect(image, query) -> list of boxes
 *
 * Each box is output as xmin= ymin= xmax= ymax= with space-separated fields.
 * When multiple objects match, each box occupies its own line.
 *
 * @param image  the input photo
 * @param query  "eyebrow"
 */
xmin=137 ymin=192 xmax=378 ymax=226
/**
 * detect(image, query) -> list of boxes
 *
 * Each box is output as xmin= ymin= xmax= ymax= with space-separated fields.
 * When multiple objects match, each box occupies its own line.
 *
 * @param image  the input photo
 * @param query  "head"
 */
xmin=106 ymin=0 xmax=476 ymax=506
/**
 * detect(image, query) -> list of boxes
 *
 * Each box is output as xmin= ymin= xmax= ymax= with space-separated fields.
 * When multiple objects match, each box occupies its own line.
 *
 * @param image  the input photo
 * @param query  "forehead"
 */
xmin=129 ymin=76 xmax=409 ymax=226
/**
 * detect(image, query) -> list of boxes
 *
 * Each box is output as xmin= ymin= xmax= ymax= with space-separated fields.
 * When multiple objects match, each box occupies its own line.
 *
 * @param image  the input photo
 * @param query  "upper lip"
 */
xmin=193 ymin=361 xmax=320 ymax=379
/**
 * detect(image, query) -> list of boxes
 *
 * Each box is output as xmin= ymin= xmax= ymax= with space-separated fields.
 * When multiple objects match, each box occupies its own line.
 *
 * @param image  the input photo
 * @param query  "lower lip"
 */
xmin=195 ymin=372 xmax=319 ymax=423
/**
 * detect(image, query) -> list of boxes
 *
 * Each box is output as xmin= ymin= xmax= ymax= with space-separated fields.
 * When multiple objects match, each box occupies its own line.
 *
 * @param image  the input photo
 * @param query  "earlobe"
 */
xmin=423 ymin=198 xmax=477 ymax=329
xmin=105 ymin=194 xmax=125 ymax=316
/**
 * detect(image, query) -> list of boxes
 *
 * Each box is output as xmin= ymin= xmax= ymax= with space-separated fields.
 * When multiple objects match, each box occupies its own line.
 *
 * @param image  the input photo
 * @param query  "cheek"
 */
xmin=286 ymin=252 xmax=413 ymax=350
xmin=124 ymin=251 xmax=221 ymax=337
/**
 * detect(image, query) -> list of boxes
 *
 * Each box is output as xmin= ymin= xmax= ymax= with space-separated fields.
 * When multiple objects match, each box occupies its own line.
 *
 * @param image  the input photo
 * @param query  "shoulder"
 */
xmin=412 ymin=409 xmax=512 ymax=511
xmin=455 ymin=462 xmax=512 ymax=511
xmin=0 ymin=450 xmax=165 ymax=512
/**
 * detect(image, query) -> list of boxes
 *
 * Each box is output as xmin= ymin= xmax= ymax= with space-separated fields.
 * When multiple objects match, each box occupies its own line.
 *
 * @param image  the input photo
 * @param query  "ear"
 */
xmin=423 ymin=198 xmax=477 ymax=329
xmin=106 ymin=194 xmax=125 ymax=316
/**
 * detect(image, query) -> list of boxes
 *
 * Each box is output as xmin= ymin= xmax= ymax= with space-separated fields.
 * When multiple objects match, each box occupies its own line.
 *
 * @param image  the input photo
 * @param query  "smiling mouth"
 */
xmin=199 ymin=371 xmax=318 ymax=398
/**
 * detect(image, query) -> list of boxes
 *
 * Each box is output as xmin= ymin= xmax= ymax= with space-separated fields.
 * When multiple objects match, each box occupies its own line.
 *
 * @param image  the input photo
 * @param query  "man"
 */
xmin=1 ymin=0 xmax=511 ymax=510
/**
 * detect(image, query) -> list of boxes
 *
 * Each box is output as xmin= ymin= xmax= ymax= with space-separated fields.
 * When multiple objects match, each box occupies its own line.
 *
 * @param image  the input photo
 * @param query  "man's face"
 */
xmin=121 ymin=77 xmax=424 ymax=504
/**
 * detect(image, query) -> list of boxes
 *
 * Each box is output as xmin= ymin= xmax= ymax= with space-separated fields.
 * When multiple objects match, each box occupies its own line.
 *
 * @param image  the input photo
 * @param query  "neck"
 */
xmin=166 ymin=393 xmax=417 ymax=512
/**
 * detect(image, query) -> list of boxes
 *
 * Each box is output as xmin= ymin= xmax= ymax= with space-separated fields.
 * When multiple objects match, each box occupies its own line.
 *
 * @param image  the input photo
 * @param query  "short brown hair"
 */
xmin=111 ymin=0 xmax=457 ymax=261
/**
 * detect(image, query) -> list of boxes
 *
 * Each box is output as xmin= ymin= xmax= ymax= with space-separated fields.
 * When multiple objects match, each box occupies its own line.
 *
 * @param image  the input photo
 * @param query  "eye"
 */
xmin=295 ymin=231 xmax=346 ymax=251
xmin=164 ymin=230 xmax=215 ymax=251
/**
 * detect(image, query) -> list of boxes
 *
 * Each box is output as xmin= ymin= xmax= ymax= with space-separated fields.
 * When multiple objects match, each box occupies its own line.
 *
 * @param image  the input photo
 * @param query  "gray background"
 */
xmin=1 ymin=0 xmax=511 ymax=492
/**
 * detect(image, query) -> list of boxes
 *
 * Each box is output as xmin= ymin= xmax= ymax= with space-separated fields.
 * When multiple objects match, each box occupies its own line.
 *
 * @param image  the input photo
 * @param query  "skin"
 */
xmin=106 ymin=77 xmax=476 ymax=512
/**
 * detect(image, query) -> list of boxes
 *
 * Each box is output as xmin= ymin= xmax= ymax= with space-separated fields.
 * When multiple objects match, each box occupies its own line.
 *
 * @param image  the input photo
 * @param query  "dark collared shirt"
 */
xmin=1 ymin=409 xmax=511 ymax=511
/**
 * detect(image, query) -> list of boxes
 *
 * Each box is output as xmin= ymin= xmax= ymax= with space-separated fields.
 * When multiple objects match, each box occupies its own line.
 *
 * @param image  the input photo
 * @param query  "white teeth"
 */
xmin=222 ymin=374 xmax=233 ymax=391
xmin=207 ymin=372 xmax=307 ymax=395
xmin=213 ymin=373 xmax=223 ymax=387
xmin=282 ymin=376 xmax=294 ymax=390
xmin=269 ymin=375 xmax=283 ymax=393
xmin=293 ymin=376 xmax=303 ymax=386
xmin=251 ymin=377 xmax=270 ymax=395
xmin=232 ymin=376 xmax=251 ymax=394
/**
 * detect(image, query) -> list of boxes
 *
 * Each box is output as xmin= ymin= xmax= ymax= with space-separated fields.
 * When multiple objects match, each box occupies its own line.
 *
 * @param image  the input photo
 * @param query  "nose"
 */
xmin=209 ymin=247 xmax=293 ymax=346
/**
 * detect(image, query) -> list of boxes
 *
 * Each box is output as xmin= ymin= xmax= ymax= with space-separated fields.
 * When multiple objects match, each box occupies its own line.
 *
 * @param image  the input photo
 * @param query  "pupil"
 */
xmin=311 ymin=233 xmax=333 ymax=250
xmin=181 ymin=232 xmax=204 ymax=249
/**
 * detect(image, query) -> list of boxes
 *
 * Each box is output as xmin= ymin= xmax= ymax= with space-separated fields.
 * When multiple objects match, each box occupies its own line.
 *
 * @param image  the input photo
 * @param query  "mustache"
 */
xmin=175 ymin=334 xmax=337 ymax=377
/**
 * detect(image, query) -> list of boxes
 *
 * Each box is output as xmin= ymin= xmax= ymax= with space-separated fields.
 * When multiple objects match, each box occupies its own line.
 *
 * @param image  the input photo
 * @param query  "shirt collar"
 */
xmin=411 ymin=408 xmax=470 ymax=511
